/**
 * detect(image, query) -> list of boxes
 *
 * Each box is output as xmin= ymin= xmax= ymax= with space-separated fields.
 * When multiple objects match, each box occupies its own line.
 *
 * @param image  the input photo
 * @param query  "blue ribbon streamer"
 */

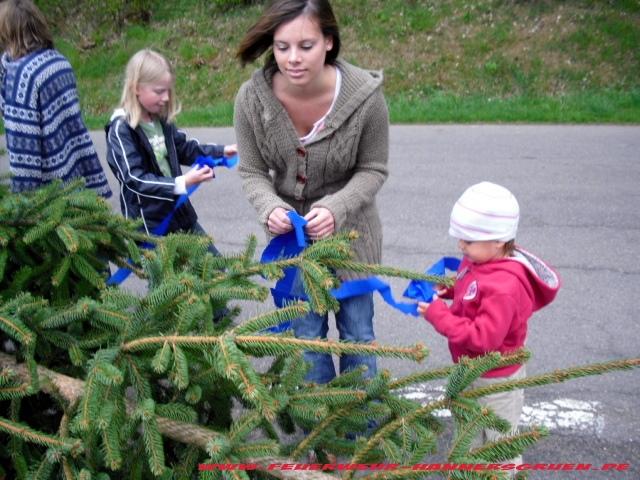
xmin=106 ymin=154 xmax=238 ymax=286
xmin=261 ymin=212 xmax=435 ymax=331
xmin=402 ymin=256 xmax=461 ymax=305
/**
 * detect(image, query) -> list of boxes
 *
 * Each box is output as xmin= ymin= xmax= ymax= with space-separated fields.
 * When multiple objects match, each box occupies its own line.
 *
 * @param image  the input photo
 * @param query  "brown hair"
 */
xmin=503 ymin=239 xmax=516 ymax=257
xmin=237 ymin=0 xmax=340 ymax=69
xmin=0 ymin=0 xmax=53 ymax=60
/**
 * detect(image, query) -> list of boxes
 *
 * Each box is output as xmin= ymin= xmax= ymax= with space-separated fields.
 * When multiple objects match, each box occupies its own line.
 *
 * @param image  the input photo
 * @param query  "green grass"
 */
xmin=34 ymin=0 xmax=640 ymax=126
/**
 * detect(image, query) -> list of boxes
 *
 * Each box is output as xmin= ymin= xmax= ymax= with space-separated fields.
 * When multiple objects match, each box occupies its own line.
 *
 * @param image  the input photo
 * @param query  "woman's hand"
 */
xmin=184 ymin=164 xmax=214 ymax=187
xmin=267 ymin=207 xmax=293 ymax=235
xmin=304 ymin=207 xmax=335 ymax=240
xmin=224 ymin=144 xmax=238 ymax=157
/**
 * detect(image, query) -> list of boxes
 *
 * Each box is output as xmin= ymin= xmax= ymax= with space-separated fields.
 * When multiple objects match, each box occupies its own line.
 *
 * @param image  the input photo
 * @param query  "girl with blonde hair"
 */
xmin=106 ymin=48 xmax=236 ymax=241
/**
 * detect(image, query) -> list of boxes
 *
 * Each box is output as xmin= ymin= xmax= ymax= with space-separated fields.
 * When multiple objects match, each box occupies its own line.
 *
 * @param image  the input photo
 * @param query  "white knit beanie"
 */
xmin=449 ymin=182 xmax=519 ymax=242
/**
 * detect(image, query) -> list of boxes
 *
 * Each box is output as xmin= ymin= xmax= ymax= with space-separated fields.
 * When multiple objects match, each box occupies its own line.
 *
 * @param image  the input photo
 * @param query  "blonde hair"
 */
xmin=120 ymin=49 xmax=181 ymax=128
xmin=0 ymin=0 xmax=53 ymax=59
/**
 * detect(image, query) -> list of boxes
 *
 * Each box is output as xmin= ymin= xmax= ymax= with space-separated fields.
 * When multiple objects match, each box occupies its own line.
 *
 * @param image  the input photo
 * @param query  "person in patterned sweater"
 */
xmin=0 ymin=0 xmax=111 ymax=197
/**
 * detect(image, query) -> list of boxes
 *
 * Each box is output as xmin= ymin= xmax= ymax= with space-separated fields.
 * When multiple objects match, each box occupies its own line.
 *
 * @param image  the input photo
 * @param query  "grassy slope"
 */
xmin=43 ymin=0 xmax=640 ymax=127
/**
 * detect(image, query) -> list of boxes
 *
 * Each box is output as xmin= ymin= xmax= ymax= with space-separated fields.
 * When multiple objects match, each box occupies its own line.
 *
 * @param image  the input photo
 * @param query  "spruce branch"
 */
xmin=236 ymin=335 xmax=429 ymax=362
xmin=323 ymin=259 xmax=454 ymax=285
xmin=470 ymin=426 xmax=549 ymax=462
xmin=290 ymin=388 xmax=368 ymax=406
xmin=233 ymin=301 xmax=311 ymax=335
xmin=0 ymin=416 xmax=82 ymax=455
xmin=389 ymin=350 xmax=531 ymax=391
xmin=345 ymin=399 xmax=448 ymax=475
xmin=461 ymin=358 xmax=640 ymax=400
xmin=446 ymin=353 xmax=502 ymax=399
xmin=360 ymin=470 xmax=441 ymax=479
xmin=291 ymin=404 xmax=357 ymax=458
xmin=448 ymin=399 xmax=510 ymax=461
xmin=122 ymin=333 xmax=428 ymax=362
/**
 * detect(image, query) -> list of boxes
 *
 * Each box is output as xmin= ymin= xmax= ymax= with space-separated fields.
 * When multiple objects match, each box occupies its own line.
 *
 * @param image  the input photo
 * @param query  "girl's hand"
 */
xmin=224 ymin=144 xmax=238 ymax=157
xmin=417 ymin=301 xmax=430 ymax=317
xmin=184 ymin=165 xmax=214 ymax=187
xmin=304 ymin=207 xmax=335 ymax=240
xmin=435 ymin=285 xmax=448 ymax=297
xmin=267 ymin=207 xmax=293 ymax=235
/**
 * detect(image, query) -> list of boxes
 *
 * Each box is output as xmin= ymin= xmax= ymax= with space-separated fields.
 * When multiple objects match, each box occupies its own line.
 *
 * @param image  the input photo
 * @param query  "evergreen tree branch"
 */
xmin=289 ymin=388 xmax=368 ymax=405
xmin=461 ymin=358 xmax=640 ymax=400
xmin=233 ymin=301 xmax=310 ymax=335
xmin=389 ymin=350 xmax=531 ymax=391
xmin=323 ymin=259 xmax=454 ymax=285
xmin=361 ymin=470 xmax=441 ymax=479
xmin=469 ymin=426 xmax=549 ymax=462
xmin=291 ymin=402 xmax=360 ymax=458
xmin=236 ymin=336 xmax=429 ymax=362
xmin=121 ymin=334 xmax=428 ymax=362
xmin=0 ymin=416 xmax=82 ymax=455
xmin=345 ymin=399 xmax=448 ymax=476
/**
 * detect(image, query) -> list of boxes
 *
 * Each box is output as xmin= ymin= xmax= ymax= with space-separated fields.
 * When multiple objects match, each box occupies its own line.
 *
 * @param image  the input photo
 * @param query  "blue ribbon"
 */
xmin=106 ymin=154 xmax=238 ymax=286
xmin=261 ymin=212 xmax=434 ymax=331
xmin=402 ymin=256 xmax=461 ymax=306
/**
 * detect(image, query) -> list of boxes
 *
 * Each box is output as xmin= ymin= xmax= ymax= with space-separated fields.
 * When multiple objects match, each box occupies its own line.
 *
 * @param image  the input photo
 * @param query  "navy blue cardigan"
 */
xmin=0 ymin=49 xmax=111 ymax=196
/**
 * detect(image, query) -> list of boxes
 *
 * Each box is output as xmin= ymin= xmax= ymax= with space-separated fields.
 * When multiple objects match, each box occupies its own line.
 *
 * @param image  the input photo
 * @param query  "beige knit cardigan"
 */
xmin=234 ymin=59 xmax=389 ymax=278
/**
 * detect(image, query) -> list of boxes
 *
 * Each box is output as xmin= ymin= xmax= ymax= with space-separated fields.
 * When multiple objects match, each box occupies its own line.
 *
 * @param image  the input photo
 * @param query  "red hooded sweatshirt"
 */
xmin=424 ymin=247 xmax=560 ymax=378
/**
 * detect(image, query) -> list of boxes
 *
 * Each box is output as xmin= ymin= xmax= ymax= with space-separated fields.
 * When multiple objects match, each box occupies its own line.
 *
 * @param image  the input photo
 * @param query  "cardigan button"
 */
xmin=296 ymin=174 xmax=307 ymax=184
xmin=296 ymin=147 xmax=306 ymax=157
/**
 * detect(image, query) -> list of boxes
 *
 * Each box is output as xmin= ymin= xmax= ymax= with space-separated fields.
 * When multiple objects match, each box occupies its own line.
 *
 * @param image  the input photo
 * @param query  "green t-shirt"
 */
xmin=140 ymin=120 xmax=171 ymax=178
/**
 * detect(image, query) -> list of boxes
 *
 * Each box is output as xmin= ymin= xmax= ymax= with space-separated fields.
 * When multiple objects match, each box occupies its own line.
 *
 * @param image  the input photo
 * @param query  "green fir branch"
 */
xmin=216 ymin=335 xmax=278 ymax=421
xmin=229 ymin=410 xmax=264 ymax=443
xmin=101 ymin=419 xmax=123 ymax=470
xmin=56 ymin=224 xmax=80 ymax=253
xmin=446 ymin=353 xmax=502 ymax=399
xmin=171 ymin=344 xmax=190 ymax=390
xmin=233 ymin=302 xmax=310 ymax=335
xmin=323 ymin=259 xmax=454 ymax=285
xmin=0 ymin=313 xmax=35 ymax=346
xmin=360 ymin=469 xmax=441 ymax=479
xmin=389 ymin=350 xmax=531 ymax=391
xmin=236 ymin=335 xmax=429 ymax=362
xmin=470 ymin=426 xmax=549 ymax=463
xmin=288 ymin=402 xmax=329 ymax=424
xmin=233 ymin=441 xmax=280 ymax=461
xmin=0 ymin=416 xmax=83 ymax=455
xmin=151 ymin=342 xmax=172 ymax=374
xmin=345 ymin=398 xmax=448 ymax=476
xmin=448 ymin=398 xmax=511 ymax=461
xmin=461 ymin=358 xmax=640 ymax=399
xmin=290 ymin=388 xmax=368 ymax=406
xmin=139 ymin=399 xmax=166 ymax=477
xmin=291 ymin=402 xmax=362 ymax=458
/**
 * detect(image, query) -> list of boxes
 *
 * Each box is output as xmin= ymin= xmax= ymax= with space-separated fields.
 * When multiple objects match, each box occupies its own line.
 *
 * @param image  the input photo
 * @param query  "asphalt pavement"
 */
xmin=3 ymin=124 xmax=639 ymax=478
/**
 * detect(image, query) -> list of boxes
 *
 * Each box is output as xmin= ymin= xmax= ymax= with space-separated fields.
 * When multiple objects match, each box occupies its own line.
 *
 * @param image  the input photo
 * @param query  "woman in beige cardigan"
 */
xmin=234 ymin=0 xmax=389 ymax=384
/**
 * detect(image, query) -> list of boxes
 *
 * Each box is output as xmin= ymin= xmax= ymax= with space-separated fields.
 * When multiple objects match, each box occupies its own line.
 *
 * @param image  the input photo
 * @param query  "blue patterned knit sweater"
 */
xmin=0 ymin=49 xmax=111 ymax=197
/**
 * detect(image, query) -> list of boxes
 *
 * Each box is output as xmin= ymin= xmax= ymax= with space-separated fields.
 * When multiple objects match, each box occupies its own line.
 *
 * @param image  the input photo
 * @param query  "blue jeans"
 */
xmin=291 ymin=273 xmax=377 ymax=384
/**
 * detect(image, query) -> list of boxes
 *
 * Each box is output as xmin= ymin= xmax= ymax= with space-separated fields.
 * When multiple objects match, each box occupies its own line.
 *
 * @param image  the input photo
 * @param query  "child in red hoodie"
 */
xmin=418 ymin=181 xmax=560 ymax=465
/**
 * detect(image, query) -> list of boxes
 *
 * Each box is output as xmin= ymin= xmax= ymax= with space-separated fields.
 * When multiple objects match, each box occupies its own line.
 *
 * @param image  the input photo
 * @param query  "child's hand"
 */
xmin=184 ymin=165 xmax=214 ymax=187
xmin=435 ymin=285 xmax=448 ymax=297
xmin=224 ymin=144 xmax=238 ymax=157
xmin=417 ymin=301 xmax=430 ymax=316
